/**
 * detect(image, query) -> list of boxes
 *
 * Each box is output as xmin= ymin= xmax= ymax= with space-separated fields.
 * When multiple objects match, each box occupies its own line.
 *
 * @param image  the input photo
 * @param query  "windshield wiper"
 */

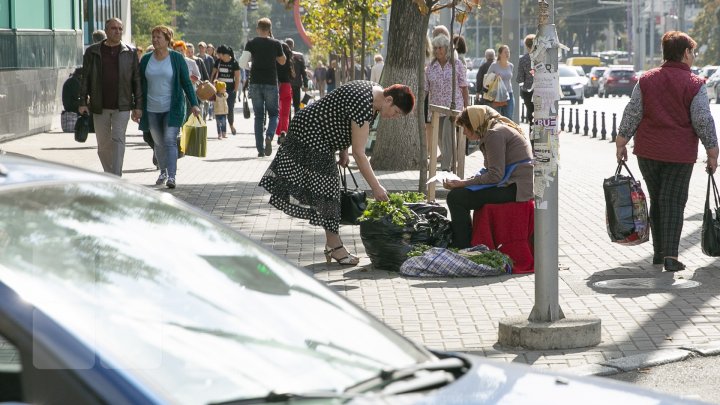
xmin=209 ymin=390 xmax=351 ymax=405
xmin=342 ymin=356 xmax=466 ymax=395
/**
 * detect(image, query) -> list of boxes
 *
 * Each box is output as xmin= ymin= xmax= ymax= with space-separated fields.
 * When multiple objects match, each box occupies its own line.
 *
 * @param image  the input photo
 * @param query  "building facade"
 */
xmin=0 ymin=0 xmax=129 ymax=142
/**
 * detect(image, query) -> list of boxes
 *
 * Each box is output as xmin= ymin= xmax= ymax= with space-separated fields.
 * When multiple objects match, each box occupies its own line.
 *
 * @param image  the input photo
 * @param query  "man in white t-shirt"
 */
xmin=370 ymin=54 xmax=384 ymax=84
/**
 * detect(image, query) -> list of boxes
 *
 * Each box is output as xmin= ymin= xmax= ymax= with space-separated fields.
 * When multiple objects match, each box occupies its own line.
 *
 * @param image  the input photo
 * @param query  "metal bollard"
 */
xmin=583 ymin=110 xmax=589 ymax=136
xmin=560 ymin=108 xmax=565 ymax=132
xmin=601 ymin=111 xmax=607 ymax=140
xmin=575 ymin=109 xmax=580 ymax=134
xmin=611 ymin=113 xmax=618 ymax=142
xmin=592 ymin=111 xmax=597 ymax=138
xmin=567 ymin=108 xmax=573 ymax=133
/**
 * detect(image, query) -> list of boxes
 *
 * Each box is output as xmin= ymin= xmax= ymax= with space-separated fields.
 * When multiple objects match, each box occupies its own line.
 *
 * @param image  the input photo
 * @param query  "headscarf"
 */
xmin=466 ymin=105 xmax=523 ymax=138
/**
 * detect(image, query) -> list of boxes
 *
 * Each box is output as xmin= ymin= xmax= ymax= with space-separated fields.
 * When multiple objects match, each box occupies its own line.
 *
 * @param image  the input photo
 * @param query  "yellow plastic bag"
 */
xmin=181 ymin=114 xmax=207 ymax=157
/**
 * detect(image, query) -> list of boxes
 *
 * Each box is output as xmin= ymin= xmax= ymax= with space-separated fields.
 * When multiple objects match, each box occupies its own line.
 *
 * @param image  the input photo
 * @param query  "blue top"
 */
xmin=138 ymin=50 xmax=199 ymax=130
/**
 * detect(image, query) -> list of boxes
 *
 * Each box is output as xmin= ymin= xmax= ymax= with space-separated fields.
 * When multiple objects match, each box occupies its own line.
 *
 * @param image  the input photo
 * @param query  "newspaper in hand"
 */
xmin=426 ymin=171 xmax=461 ymax=185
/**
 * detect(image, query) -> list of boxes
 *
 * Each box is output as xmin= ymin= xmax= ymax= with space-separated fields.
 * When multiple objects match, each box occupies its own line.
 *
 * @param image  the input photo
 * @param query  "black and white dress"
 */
xmin=260 ymin=81 xmax=376 ymax=233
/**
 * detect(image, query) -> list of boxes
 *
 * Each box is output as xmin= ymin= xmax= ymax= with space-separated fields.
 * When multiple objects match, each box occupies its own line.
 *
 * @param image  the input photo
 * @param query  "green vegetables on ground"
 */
xmin=359 ymin=192 xmax=426 ymax=226
xmin=407 ymin=244 xmax=512 ymax=269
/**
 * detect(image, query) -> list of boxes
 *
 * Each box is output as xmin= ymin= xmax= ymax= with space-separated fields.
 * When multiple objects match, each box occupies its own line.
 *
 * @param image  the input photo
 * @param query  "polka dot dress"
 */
xmin=260 ymin=81 xmax=376 ymax=234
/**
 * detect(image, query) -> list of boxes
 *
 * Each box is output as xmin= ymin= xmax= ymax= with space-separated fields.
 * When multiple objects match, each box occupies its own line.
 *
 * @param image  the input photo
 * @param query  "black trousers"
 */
xmin=447 ymin=183 xmax=518 ymax=248
xmin=291 ymin=85 xmax=301 ymax=113
xmin=637 ymin=157 xmax=694 ymax=258
xmin=520 ymin=90 xmax=534 ymax=126
xmin=227 ymin=90 xmax=237 ymax=127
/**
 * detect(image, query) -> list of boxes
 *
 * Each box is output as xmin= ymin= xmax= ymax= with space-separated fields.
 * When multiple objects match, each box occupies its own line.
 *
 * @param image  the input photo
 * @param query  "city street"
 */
xmin=4 ymin=94 xmax=720 ymax=402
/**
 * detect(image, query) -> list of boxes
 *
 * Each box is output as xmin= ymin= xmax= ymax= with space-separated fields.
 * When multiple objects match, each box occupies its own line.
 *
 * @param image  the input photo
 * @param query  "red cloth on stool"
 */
xmin=471 ymin=201 xmax=535 ymax=274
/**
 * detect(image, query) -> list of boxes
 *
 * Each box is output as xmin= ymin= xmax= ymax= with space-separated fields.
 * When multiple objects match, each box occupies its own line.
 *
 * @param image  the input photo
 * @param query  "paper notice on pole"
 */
xmin=426 ymin=171 xmax=462 ymax=185
xmin=532 ymin=71 xmax=560 ymax=119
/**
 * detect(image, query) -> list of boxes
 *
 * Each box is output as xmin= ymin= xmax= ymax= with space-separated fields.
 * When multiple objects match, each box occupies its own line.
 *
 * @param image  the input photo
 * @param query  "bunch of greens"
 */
xmin=407 ymin=244 xmax=432 ymax=257
xmin=359 ymin=192 xmax=425 ymax=227
xmin=462 ymin=250 xmax=513 ymax=269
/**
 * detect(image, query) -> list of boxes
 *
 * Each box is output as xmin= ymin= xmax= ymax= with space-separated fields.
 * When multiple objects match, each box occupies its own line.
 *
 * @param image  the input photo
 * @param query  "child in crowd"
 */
xmin=214 ymin=81 xmax=229 ymax=139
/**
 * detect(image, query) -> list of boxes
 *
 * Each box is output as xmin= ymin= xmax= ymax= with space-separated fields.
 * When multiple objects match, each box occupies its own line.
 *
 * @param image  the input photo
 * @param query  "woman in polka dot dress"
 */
xmin=260 ymin=81 xmax=415 ymax=265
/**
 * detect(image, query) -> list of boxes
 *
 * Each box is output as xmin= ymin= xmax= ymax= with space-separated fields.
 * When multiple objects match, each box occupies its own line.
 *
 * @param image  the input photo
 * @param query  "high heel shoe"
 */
xmin=664 ymin=257 xmax=685 ymax=272
xmin=324 ymin=245 xmax=360 ymax=265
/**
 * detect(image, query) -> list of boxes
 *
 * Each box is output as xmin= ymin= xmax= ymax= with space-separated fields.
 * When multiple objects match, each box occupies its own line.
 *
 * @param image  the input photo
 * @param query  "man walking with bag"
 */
xmin=79 ymin=17 xmax=142 ymax=177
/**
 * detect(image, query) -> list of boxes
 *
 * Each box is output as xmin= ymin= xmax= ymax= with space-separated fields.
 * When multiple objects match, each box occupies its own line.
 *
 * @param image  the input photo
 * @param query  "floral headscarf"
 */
xmin=466 ymin=105 xmax=523 ymax=138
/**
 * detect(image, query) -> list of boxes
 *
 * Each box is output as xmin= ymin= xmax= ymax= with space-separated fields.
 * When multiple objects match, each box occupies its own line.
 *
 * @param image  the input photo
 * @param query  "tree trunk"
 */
xmin=370 ymin=0 xmax=430 ymax=177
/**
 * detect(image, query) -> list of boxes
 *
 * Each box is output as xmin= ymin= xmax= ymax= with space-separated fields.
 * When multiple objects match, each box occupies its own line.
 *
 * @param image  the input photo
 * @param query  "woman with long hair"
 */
xmin=486 ymin=44 xmax=514 ymax=119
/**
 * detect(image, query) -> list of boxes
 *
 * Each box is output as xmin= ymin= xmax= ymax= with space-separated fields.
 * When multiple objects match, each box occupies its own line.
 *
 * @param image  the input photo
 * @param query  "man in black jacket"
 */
xmin=285 ymin=38 xmax=308 ymax=114
xmin=78 ymin=18 xmax=142 ymax=177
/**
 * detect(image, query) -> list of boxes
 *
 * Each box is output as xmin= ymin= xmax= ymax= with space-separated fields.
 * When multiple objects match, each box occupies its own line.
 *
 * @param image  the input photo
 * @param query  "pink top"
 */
xmin=425 ymin=58 xmax=467 ymax=115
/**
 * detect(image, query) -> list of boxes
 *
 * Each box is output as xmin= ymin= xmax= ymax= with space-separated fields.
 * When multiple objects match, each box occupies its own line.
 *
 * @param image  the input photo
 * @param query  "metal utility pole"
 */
xmin=497 ymin=0 xmax=600 ymax=350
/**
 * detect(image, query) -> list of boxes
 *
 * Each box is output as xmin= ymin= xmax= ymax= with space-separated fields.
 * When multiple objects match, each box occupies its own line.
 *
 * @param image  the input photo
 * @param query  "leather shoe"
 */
xmin=664 ymin=258 xmax=685 ymax=272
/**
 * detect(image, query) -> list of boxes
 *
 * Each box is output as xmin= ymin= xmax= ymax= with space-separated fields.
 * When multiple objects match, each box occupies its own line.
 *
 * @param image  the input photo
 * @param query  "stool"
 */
xmin=471 ymin=201 xmax=535 ymax=274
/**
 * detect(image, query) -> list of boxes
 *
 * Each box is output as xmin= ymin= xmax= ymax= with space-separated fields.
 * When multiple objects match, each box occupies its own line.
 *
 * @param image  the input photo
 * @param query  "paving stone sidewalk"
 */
xmin=3 ymin=107 xmax=720 ymax=374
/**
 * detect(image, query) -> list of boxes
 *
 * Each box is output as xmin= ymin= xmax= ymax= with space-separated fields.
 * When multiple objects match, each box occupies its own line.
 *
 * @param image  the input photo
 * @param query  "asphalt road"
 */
xmin=604 ymin=355 xmax=720 ymax=404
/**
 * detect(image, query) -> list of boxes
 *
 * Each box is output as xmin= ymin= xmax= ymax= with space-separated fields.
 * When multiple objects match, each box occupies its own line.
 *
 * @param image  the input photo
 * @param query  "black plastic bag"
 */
xmin=339 ymin=166 xmax=367 ymax=225
xmin=702 ymin=174 xmax=720 ymax=256
xmin=405 ymin=202 xmax=448 ymax=217
xmin=74 ymin=113 xmax=90 ymax=143
xmin=425 ymin=212 xmax=452 ymax=248
xmin=603 ymin=162 xmax=649 ymax=245
xmin=360 ymin=212 xmax=433 ymax=271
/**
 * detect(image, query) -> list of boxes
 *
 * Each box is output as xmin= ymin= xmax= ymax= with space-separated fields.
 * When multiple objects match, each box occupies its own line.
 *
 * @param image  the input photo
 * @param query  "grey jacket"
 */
xmin=79 ymin=40 xmax=142 ymax=113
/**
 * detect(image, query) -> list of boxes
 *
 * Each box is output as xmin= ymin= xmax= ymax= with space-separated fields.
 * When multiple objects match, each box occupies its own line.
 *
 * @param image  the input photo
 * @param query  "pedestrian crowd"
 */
xmin=68 ymin=16 xmax=717 ymax=272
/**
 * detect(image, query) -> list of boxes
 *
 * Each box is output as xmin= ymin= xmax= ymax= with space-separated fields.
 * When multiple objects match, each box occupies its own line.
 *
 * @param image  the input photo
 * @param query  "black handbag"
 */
xmin=339 ymin=166 xmax=367 ymax=225
xmin=74 ymin=113 xmax=90 ymax=143
xmin=242 ymin=90 xmax=251 ymax=119
xmin=702 ymin=173 xmax=720 ymax=256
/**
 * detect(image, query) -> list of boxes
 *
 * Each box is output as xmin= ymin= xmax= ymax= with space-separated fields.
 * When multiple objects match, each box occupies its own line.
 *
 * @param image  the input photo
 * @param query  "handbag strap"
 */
xmin=615 ymin=161 xmax=637 ymax=181
xmin=338 ymin=165 xmax=359 ymax=191
xmin=707 ymin=173 xmax=720 ymax=211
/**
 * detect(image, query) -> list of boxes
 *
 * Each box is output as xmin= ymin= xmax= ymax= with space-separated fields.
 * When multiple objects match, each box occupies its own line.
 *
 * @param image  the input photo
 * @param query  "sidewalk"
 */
xmin=3 ymin=105 xmax=720 ymax=374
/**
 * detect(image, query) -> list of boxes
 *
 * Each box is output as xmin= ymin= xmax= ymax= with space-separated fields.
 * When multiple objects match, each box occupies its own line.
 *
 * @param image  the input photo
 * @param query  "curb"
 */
xmin=564 ymin=342 xmax=720 ymax=377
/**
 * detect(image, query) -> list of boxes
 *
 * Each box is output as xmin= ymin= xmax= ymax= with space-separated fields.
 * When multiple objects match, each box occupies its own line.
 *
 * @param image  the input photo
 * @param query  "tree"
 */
xmin=690 ymin=1 xmax=720 ymax=67
xmin=179 ymin=0 xmax=245 ymax=50
xmin=131 ymin=0 xmax=181 ymax=49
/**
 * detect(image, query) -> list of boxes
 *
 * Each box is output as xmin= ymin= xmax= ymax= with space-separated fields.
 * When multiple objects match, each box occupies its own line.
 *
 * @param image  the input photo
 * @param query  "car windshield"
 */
xmin=0 ymin=182 xmax=432 ymax=404
xmin=559 ymin=66 xmax=578 ymax=77
xmin=610 ymin=70 xmax=634 ymax=78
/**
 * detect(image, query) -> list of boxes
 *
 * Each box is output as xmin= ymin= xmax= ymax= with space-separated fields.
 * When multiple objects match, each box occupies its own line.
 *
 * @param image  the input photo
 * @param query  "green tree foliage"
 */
xmin=301 ymin=0 xmax=389 ymax=65
xmin=179 ymin=0 xmax=246 ymax=50
xmin=131 ymin=0 xmax=181 ymax=49
xmin=690 ymin=0 xmax=720 ymax=66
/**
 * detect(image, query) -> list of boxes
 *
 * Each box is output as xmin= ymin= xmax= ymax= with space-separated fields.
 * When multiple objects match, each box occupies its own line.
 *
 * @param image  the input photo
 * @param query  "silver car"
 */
xmin=559 ymin=65 xmax=585 ymax=104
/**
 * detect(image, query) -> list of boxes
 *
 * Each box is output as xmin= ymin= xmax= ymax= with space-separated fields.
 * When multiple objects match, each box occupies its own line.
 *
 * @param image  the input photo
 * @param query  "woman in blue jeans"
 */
xmin=138 ymin=25 xmax=200 ymax=189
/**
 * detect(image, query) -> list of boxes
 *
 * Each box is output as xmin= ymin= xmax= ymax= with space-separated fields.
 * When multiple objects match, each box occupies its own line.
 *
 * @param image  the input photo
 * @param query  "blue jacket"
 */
xmin=138 ymin=50 xmax=199 ymax=131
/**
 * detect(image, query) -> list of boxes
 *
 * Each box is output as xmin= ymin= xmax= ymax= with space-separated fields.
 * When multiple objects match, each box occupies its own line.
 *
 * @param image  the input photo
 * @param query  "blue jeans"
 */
xmin=216 ymin=115 xmax=227 ymax=135
xmin=147 ymin=111 xmax=180 ymax=178
xmin=498 ymin=93 xmax=514 ymax=120
xmin=249 ymin=84 xmax=279 ymax=154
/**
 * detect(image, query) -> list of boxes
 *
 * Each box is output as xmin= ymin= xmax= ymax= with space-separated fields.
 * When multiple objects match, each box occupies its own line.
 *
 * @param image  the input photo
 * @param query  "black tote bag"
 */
xmin=74 ymin=113 xmax=90 ymax=143
xmin=603 ymin=161 xmax=650 ymax=245
xmin=339 ymin=166 xmax=367 ymax=225
xmin=702 ymin=173 xmax=720 ymax=256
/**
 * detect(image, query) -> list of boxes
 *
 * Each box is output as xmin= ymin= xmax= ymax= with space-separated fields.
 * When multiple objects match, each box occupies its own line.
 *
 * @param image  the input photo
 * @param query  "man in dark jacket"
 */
xmin=475 ymin=48 xmax=495 ymax=105
xmin=285 ymin=38 xmax=308 ymax=114
xmin=78 ymin=17 xmax=142 ymax=177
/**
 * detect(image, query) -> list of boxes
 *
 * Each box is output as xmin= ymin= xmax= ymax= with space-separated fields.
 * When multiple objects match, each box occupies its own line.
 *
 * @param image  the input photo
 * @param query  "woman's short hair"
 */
xmin=524 ymin=34 xmax=536 ymax=50
xmin=662 ymin=31 xmax=697 ymax=62
xmin=384 ymin=84 xmax=415 ymax=115
xmin=453 ymin=35 xmax=467 ymax=54
xmin=172 ymin=40 xmax=187 ymax=52
xmin=151 ymin=25 xmax=173 ymax=44
xmin=431 ymin=35 xmax=450 ymax=52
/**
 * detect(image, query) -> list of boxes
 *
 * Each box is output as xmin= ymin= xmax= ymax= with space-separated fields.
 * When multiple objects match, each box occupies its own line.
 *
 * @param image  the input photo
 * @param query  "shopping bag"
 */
xmin=339 ymin=165 xmax=367 ymax=225
xmin=603 ymin=161 xmax=650 ymax=245
xmin=61 ymin=111 xmax=78 ymax=133
xmin=702 ymin=173 xmax=720 ymax=256
xmin=180 ymin=114 xmax=207 ymax=157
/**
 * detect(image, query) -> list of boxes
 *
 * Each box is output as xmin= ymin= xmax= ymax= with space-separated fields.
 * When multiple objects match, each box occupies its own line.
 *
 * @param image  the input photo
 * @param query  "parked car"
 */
xmin=0 ymin=152 xmax=709 ymax=404
xmin=706 ymin=69 xmax=720 ymax=103
xmin=698 ymin=65 xmax=719 ymax=82
xmin=586 ymin=66 xmax=607 ymax=97
xmin=559 ymin=64 xmax=585 ymax=104
xmin=571 ymin=66 xmax=590 ymax=97
xmin=598 ymin=66 xmax=638 ymax=98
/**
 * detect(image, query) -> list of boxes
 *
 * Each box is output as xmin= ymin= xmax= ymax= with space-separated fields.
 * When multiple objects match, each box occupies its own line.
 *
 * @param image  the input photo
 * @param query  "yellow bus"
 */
xmin=565 ymin=57 xmax=602 ymax=74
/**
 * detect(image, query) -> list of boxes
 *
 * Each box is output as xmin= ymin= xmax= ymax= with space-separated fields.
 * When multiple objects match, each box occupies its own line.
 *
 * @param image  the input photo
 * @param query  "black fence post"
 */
xmin=611 ymin=113 xmax=618 ymax=142
xmin=583 ymin=109 xmax=589 ymax=136
xmin=560 ymin=108 xmax=565 ymax=132
xmin=601 ymin=111 xmax=607 ymax=140
xmin=575 ymin=108 xmax=580 ymax=134
xmin=592 ymin=111 xmax=597 ymax=138
xmin=567 ymin=108 xmax=573 ymax=133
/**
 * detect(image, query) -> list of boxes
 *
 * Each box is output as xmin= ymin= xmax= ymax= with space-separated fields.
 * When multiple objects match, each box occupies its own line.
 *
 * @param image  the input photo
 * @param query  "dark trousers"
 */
xmin=291 ymin=85 xmax=301 ymax=113
xmin=520 ymin=90 xmax=534 ymax=125
xmin=447 ymin=183 xmax=518 ymax=248
xmin=227 ymin=90 xmax=237 ymax=128
xmin=637 ymin=157 xmax=694 ymax=258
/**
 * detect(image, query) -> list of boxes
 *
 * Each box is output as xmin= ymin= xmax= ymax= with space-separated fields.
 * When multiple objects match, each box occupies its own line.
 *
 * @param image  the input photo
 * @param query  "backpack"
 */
xmin=62 ymin=70 xmax=82 ymax=113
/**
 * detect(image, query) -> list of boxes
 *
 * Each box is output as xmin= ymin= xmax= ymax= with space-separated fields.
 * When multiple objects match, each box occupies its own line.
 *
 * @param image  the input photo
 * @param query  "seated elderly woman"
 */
xmin=443 ymin=105 xmax=534 ymax=248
